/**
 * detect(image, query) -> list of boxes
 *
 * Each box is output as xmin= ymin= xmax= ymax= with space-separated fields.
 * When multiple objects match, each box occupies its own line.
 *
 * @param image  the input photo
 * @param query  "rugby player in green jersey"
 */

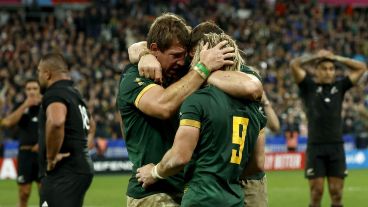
xmin=136 ymin=33 xmax=267 ymax=206
xmin=130 ymin=21 xmax=273 ymax=207
xmin=117 ymin=14 xmax=263 ymax=207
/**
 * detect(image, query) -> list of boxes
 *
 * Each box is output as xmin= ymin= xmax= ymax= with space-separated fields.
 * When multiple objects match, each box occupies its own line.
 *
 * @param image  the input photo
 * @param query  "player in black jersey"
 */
xmin=0 ymin=79 xmax=41 ymax=207
xmin=37 ymin=53 xmax=94 ymax=207
xmin=290 ymin=50 xmax=366 ymax=207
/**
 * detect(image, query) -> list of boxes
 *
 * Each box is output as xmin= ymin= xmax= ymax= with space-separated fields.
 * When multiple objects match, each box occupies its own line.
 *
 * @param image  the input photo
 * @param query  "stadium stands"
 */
xmin=0 ymin=0 xmax=367 ymax=148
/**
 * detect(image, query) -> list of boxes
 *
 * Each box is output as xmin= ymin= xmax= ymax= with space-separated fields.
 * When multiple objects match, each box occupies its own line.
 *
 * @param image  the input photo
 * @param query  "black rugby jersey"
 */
xmin=298 ymin=74 xmax=353 ymax=144
xmin=38 ymin=80 xmax=93 ymax=177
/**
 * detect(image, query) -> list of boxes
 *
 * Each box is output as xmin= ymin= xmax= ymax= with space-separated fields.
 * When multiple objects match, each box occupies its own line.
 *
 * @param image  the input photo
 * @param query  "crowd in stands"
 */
xmin=1 ymin=0 xmax=367 ymax=145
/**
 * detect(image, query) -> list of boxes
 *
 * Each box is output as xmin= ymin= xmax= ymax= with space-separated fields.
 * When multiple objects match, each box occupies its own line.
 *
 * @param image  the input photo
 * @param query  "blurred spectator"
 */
xmin=283 ymin=110 xmax=300 ymax=152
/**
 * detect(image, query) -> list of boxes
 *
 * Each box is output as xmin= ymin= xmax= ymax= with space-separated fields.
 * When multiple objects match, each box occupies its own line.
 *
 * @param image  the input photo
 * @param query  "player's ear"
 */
xmin=149 ymin=43 xmax=160 ymax=56
xmin=45 ymin=69 xmax=52 ymax=80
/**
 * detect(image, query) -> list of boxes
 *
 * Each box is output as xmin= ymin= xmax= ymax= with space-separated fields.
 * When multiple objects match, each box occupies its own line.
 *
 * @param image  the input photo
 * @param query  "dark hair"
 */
xmin=147 ymin=13 xmax=190 ymax=52
xmin=315 ymin=58 xmax=334 ymax=68
xmin=40 ymin=53 xmax=69 ymax=72
xmin=189 ymin=21 xmax=224 ymax=51
xmin=25 ymin=79 xmax=39 ymax=86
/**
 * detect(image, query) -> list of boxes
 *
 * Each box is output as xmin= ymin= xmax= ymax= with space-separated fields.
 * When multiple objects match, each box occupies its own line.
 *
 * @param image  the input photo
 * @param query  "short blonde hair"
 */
xmin=191 ymin=33 xmax=244 ymax=71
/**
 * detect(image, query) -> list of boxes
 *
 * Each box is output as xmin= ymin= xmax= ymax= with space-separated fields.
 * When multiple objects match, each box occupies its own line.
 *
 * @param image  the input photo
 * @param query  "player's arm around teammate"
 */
xmin=134 ymin=40 xmax=236 ymax=120
xmin=128 ymin=41 xmax=263 ymax=101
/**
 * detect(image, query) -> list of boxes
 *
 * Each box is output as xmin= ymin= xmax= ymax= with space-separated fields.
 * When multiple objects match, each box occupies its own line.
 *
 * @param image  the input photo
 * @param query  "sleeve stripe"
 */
xmin=134 ymin=84 xmax=158 ymax=107
xmin=180 ymin=119 xmax=201 ymax=128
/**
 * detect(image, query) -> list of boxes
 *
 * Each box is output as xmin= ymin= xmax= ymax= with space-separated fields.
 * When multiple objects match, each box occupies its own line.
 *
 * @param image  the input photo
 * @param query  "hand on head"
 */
xmin=317 ymin=49 xmax=334 ymax=59
xmin=138 ymin=54 xmax=163 ymax=84
xmin=199 ymin=40 xmax=235 ymax=72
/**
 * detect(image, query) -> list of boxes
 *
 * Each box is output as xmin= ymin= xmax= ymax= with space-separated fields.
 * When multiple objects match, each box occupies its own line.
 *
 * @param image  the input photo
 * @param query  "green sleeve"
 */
xmin=240 ymin=65 xmax=262 ymax=82
xmin=255 ymin=102 xmax=268 ymax=130
xmin=179 ymin=93 xmax=203 ymax=129
xmin=117 ymin=64 xmax=158 ymax=106
xmin=260 ymin=107 xmax=268 ymax=130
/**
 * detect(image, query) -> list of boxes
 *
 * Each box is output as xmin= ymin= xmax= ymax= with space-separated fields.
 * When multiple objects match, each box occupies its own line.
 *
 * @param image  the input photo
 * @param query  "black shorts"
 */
xmin=305 ymin=143 xmax=347 ymax=179
xmin=17 ymin=150 xmax=40 ymax=184
xmin=40 ymin=171 xmax=93 ymax=207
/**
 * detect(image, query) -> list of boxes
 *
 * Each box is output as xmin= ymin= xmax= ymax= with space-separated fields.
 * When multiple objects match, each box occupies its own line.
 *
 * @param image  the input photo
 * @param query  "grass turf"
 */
xmin=0 ymin=169 xmax=367 ymax=206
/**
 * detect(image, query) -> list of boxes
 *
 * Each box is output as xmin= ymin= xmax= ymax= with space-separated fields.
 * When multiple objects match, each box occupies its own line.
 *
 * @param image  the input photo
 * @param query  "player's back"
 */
xmin=180 ymin=85 xmax=265 ymax=207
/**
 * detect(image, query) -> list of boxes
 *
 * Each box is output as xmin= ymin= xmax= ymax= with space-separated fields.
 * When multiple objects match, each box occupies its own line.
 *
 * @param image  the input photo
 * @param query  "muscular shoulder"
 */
xmin=43 ymin=87 xmax=68 ymax=105
xmin=117 ymin=64 xmax=156 ymax=106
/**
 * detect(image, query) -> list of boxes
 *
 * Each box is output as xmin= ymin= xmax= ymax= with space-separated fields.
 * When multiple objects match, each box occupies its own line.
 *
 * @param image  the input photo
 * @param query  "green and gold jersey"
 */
xmin=179 ymin=85 xmax=267 ymax=207
xmin=240 ymin=65 xmax=266 ymax=181
xmin=240 ymin=65 xmax=262 ymax=82
xmin=116 ymin=64 xmax=184 ymax=199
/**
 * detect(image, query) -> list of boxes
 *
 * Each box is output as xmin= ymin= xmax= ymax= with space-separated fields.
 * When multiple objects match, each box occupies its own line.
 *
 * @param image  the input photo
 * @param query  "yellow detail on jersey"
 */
xmin=183 ymin=184 xmax=189 ymax=193
xmin=134 ymin=78 xmax=141 ymax=83
xmin=134 ymin=78 xmax=144 ymax=86
xmin=230 ymin=116 xmax=249 ymax=165
xmin=180 ymin=119 xmax=201 ymax=128
xmin=134 ymin=84 xmax=157 ymax=107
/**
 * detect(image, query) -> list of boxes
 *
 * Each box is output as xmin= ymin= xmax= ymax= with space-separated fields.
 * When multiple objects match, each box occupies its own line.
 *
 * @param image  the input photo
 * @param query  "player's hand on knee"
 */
xmin=136 ymin=163 xmax=157 ymax=188
xmin=138 ymin=55 xmax=162 ymax=84
xmin=199 ymin=41 xmax=235 ymax=72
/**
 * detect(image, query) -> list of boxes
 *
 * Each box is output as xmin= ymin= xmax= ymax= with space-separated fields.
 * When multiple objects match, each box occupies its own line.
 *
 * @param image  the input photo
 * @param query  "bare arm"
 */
xmin=136 ymin=126 xmax=200 ymax=188
xmin=332 ymin=55 xmax=367 ymax=84
xmin=128 ymin=41 xmax=148 ymax=63
xmin=137 ymin=70 xmax=205 ymax=119
xmin=289 ymin=50 xmax=332 ymax=84
xmin=290 ymin=55 xmax=317 ymax=84
xmin=261 ymin=92 xmax=280 ymax=132
xmin=158 ymin=126 xmax=199 ymax=177
xmin=207 ymin=71 xmax=263 ymax=101
xmin=46 ymin=102 xmax=67 ymax=171
xmin=0 ymin=96 xmax=41 ymax=128
xmin=87 ymin=116 xmax=96 ymax=150
xmin=128 ymin=41 xmax=163 ymax=83
xmin=241 ymin=128 xmax=266 ymax=177
xmin=136 ymin=41 xmax=235 ymax=119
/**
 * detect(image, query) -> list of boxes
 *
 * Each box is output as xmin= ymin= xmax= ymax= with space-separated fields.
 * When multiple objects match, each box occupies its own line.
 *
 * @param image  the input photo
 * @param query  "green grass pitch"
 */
xmin=0 ymin=169 xmax=367 ymax=206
